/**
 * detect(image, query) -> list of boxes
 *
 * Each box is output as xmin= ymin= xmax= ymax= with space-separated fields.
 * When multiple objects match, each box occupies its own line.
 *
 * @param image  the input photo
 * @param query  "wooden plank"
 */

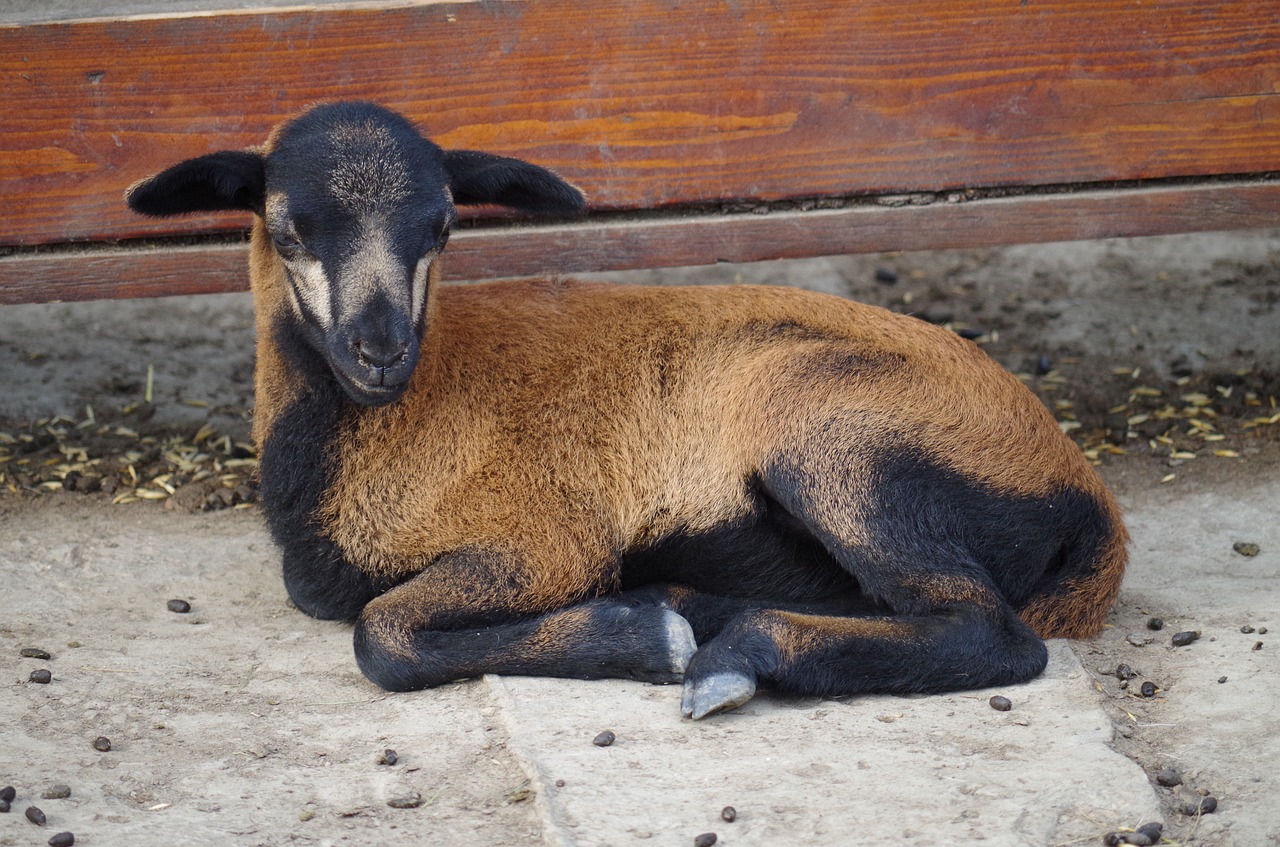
xmin=5 ymin=179 xmax=1277 ymax=305
xmin=3 ymin=0 xmax=1280 ymax=248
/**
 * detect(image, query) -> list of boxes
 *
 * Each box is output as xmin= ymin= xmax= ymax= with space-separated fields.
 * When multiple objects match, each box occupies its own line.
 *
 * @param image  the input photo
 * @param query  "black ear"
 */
xmin=126 ymin=150 xmax=266 ymax=217
xmin=442 ymin=150 xmax=585 ymax=216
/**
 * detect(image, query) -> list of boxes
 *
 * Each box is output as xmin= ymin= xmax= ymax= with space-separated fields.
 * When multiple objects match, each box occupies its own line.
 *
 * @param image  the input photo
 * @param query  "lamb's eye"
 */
xmin=273 ymin=233 xmax=305 ymax=258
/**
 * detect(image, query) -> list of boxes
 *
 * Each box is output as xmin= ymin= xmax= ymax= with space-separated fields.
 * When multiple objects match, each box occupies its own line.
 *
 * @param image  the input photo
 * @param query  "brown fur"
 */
xmin=247 ymin=238 xmax=1126 ymax=640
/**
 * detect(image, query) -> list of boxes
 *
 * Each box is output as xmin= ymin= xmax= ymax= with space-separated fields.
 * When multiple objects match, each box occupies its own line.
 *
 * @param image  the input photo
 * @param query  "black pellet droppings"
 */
xmin=0 ymin=786 xmax=14 ymax=802
xmin=1121 ymin=833 xmax=1153 ymax=846
xmin=377 ymin=749 xmax=398 ymax=766
xmin=167 ymin=599 xmax=191 ymax=613
xmin=49 ymin=832 xmax=75 ymax=847
xmin=1260 ymin=627 xmax=1269 ymax=635
xmin=30 ymin=669 xmax=52 ymax=684
xmin=957 ymin=327 xmax=985 ymax=340
xmin=1035 ymin=354 xmax=1053 ymax=376
xmin=1218 ymin=676 xmax=1228 ymax=684
xmin=721 ymin=806 xmax=737 ymax=823
xmin=21 ymin=647 xmax=52 ymax=660
xmin=41 ymin=785 xmax=70 ymax=800
xmin=1182 ymin=796 xmax=1217 ymax=816
xmin=26 ymin=805 xmax=47 ymax=826
xmin=0 ymin=799 xmax=9 ymax=813
xmin=694 ymin=833 xmax=718 ymax=847
xmin=1146 ymin=618 xmax=1164 ymax=631
xmin=1154 ymin=767 xmax=1182 ymax=787
xmin=873 ymin=267 xmax=899 ymax=285
xmin=1136 ymin=822 xmax=1164 ymax=840
xmin=1241 ymin=624 xmax=1255 ymax=634
xmin=1232 ymin=541 xmax=1260 ymax=557
xmin=92 ymin=736 xmax=112 ymax=752
xmin=1253 ymin=641 xmax=1264 ymax=651
xmin=1139 ymin=681 xmax=1158 ymax=697
xmin=592 ymin=730 xmax=616 ymax=747
xmin=989 ymin=695 xmax=1013 ymax=711
xmin=1115 ymin=663 xmax=1138 ymax=681
xmin=1171 ymin=630 xmax=1200 ymax=647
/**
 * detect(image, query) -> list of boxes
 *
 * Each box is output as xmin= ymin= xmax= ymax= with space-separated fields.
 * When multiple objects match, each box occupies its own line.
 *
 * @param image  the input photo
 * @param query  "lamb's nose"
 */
xmin=355 ymin=338 xmax=410 ymax=370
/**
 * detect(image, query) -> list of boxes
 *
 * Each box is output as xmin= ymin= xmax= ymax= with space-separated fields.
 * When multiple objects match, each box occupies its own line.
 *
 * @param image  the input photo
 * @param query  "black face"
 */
xmin=125 ymin=100 xmax=587 ymax=408
xmin=264 ymin=103 xmax=456 ymax=406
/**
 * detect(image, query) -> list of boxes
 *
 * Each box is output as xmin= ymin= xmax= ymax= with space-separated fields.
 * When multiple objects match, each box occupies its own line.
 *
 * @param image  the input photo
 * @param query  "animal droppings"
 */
xmin=21 ymin=647 xmax=52 ymax=660
xmin=1154 ymin=767 xmax=1182 ymax=787
xmin=29 ymin=669 xmax=52 ymax=684
xmin=1232 ymin=541 xmax=1260 ymax=557
xmin=720 ymin=806 xmax=737 ymax=823
xmin=1139 ymin=681 xmax=1158 ymax=698
xmin=694 ymin=833 xmax=718 ymax=847
xmin=1241 ymin=624 xmax=1255 ymax=634
xmin=592 ymin=730 xmax=616 ymax=747
xmin=166 ymin=599 xmax=191 ymax=613
xmin=1181 ymin=796 xmax=1217 ymax=816
xmin=92 ymin=736 xmax=112 ymax=752
xmin=989 ymin=695 xmax=1013 ymax=711
xmin=377 ymin=749 xmax=398 ymax=766
xmin=386 ymin=792 xmax=424 ymax=809
xmin=1253 ymin=641 xmax=1263 ymax=651
xmin=48 ymin=832 xmax=75 ymax=847
xmin=1170 ymin=630 xmax=1200 ymax=647
xmin=41 ymin=785 xmax=70 ymax=800
xmin=26 ymin=805 xmax=47 ymax=825
xmin=1115 ymin=663 xmax=1138 ymax=680
xmin=0 ymin=786 xmax=15 ymax=802
xmin=1136 ymin=822 xmax=1164 ymax=841
xmin=1146 ymin=617 xmax=1164 ymax=631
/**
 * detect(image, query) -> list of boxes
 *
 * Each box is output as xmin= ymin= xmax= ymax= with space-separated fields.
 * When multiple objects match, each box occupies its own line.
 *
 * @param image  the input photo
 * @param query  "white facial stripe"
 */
xmin=287 ymin=256 xmax=334 ymax=329
xmin=337 ymin=220 xmax=412 ymax=320
xmin=411 ymin=252 xmax=434 ymax=321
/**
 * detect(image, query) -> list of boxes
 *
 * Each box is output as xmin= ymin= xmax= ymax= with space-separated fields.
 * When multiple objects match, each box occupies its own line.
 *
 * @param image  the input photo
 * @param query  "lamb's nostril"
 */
xmin=355 ymin=339 xmax=410 ymax=370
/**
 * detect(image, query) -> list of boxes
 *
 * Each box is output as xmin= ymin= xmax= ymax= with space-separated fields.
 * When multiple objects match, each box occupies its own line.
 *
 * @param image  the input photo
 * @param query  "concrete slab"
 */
xmin=9 ymin=470 xmax=1273 ymax=846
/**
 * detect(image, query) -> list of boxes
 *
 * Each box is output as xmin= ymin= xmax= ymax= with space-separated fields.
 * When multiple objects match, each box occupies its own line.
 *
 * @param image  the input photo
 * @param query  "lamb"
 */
xmin=126 ymin=101 xmax=1127 ymax=719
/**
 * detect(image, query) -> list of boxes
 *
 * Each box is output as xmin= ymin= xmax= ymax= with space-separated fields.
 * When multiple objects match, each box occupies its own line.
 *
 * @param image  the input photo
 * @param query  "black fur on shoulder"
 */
xmin=256 ymin=316 xmax=392 ymax=621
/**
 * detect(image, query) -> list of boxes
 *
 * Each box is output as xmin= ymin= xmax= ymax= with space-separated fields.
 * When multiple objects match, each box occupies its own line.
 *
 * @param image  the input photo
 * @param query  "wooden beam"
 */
xmin=3 ymin=0 xmax=1279 ymax=247
xmin=5 ymin=179 xmax=1277 ymax=305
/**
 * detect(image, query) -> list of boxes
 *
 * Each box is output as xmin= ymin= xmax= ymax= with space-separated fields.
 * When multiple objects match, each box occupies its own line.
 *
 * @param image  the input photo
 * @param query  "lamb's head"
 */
xmin=127 ymin=101 xmax=585 ymax=406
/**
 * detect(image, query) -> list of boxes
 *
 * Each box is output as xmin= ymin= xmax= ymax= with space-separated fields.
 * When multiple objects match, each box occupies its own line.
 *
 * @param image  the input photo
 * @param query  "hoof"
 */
xmin=681 ymin=671 xmax=757 ymax=720
xmin=664 ymin=609 xmax=697 ymax=674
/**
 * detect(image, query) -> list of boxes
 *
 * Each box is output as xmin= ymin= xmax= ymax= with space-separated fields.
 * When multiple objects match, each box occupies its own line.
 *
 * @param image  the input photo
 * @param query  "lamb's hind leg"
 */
xmin=676 ymin=447 xmax=1055 ymax=718
xmin=353 ymin=551 xmax=696 ymax=691
xmin=679 ymin=594 xmax=1047 ymax=718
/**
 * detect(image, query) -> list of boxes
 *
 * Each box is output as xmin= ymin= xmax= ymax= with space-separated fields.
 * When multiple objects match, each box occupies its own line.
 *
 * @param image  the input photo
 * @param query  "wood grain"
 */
xmin=3 ymin=0 xmax=1279 ymax=248
xmin=5 ymin=180 xmax=1277 ymax=305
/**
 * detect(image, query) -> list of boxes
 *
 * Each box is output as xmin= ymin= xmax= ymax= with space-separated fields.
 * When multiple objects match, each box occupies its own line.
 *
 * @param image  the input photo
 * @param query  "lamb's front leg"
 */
xmin=353 ymin=549 xmax=696 ymax=691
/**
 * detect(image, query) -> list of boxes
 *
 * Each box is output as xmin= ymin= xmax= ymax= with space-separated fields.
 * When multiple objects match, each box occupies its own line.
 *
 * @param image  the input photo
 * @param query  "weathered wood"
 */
xmin=4 ymin=180 xmax=1277 ymax=305
xmin=3 ymin=0 xmax=1279 ymax=249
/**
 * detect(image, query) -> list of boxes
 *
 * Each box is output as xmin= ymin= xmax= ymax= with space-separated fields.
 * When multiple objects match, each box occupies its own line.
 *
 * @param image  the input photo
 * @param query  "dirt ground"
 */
xmin=2 ymin=230 xmax=1279 ymax=846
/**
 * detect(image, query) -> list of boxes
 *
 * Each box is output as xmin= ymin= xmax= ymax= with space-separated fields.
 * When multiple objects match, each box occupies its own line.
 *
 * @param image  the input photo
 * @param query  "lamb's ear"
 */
xmin=442 ymin=150 xmax=585 ymax=216
xmin=126 ymin=150 xmax=266 ymax=217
